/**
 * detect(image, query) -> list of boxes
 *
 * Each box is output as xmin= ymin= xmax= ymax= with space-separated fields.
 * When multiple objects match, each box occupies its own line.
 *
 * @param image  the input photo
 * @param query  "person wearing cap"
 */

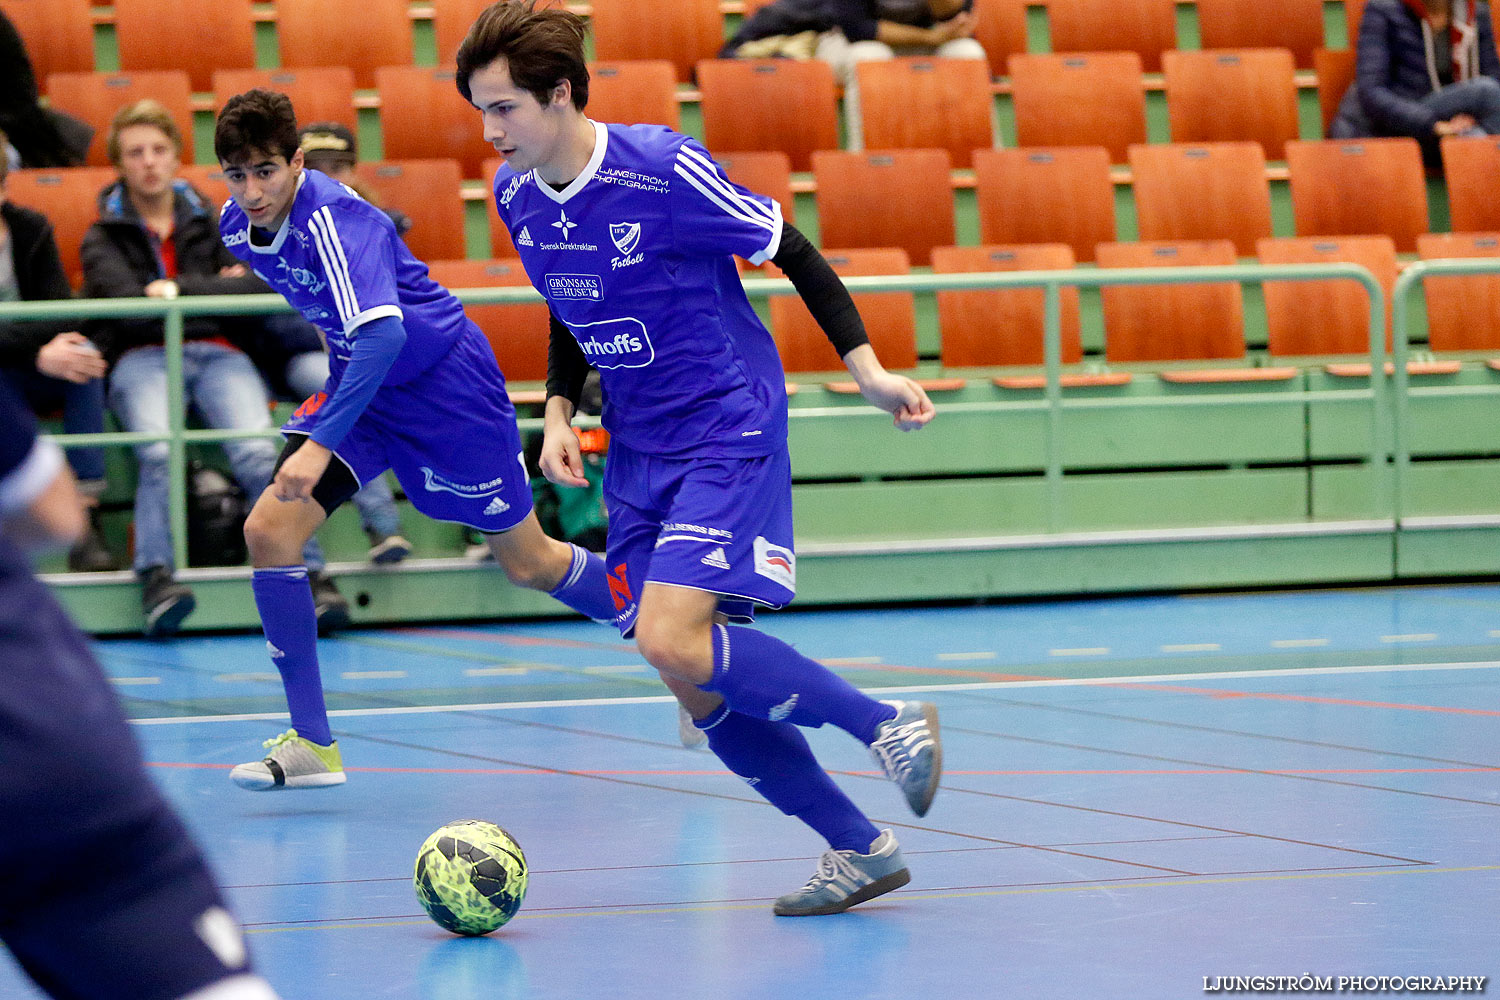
xmin=245 ymin=121 xmax=415 ymax=565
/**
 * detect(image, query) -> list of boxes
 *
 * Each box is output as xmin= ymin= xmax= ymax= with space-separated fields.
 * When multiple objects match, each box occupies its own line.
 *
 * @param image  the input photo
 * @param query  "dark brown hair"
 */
xmin=455 ymin=1 xmax=589 ymax=110
xmin=214 ymin=89 xmax=300 ymax=166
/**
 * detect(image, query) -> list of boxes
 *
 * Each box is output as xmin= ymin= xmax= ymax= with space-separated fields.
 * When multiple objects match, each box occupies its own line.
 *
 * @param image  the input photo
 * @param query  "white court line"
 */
xmin=583 ymin=664 xmax=648 ymax=674
xmin=110 ymin=677 xmax=161 ymax=686
xmin=1161 ymin=643 xmax=1221 ymax=653
xmin=937 ymin=651 xmax=998 ymax=661
xmin=341 ymin=671 xmax=408 ymax=680
xmin=1380 ymin=634 xmax=1438 ymax=643
xmin=214 ymin=673 xmax=281 ymax=683
xmin=1050 ymin=647 xmax=1111 ymax=657
xmin=463 ymin=667 xmax=528 ymax=677
xmin=128 ymin=659 xmax=1500 ymax=726
xmin=1271 ymin=638 xmax=1330 ymax=648
xmin=819 ymin=656 xmax=883 ymax=665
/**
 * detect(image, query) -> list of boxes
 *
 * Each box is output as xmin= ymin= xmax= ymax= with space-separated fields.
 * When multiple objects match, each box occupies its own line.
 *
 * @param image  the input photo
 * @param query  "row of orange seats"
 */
xmin=11 ymin=0 xmax=1367 ymax=89
xmin=12 ymin=136 xmax=1499 ymax=291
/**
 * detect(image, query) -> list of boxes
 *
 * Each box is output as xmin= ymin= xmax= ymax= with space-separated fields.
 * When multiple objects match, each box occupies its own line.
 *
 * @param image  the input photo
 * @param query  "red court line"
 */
xmin=145 ymin=762 xmax=1500 ymax=776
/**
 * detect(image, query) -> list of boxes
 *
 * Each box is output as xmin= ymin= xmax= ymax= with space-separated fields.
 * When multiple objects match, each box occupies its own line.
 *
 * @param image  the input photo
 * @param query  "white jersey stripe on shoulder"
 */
xmin=305 ymin=211 xmax=351 ymax=323
xmin=673 ymin=162 xmax=775 ymax=234
xmin=313 ymin=207 xmax=361 ymax=323
xmin=676 ymin=146 xmax=776 ymax=227
xmin=307 ymin=208 xmax=358 ymax=325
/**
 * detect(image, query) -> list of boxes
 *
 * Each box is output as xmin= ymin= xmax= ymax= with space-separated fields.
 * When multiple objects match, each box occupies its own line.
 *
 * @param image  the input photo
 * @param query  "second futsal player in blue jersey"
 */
xmin=457 ymin=0 xmax=942 ymax=915
xmin=211 ymin=90 xmax=616 ymax=790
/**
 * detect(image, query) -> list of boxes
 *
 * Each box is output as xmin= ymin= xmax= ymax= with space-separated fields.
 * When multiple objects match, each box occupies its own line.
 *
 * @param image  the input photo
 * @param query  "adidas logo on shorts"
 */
xmin=266 ymin=641 xmax=286 ymax=660
xmin=701 ymin=547 xmax=730 ymax=570
xmin=768 ymin=693 xmax=799 ymax=721
xmin=517 ymin=226 xmax=534 ymax=247
xmin=484 ymin=496 xmax=511 ymax=516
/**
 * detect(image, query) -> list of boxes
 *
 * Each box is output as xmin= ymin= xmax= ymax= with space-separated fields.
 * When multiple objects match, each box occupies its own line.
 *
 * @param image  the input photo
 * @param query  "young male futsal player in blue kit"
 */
xmin=211 ymin=90 xmax=617 ymax=790
xmin=0 ymin=381 xmax=280 ymax=1000
xmin=457 ymin=0 xmax=943 ymax=915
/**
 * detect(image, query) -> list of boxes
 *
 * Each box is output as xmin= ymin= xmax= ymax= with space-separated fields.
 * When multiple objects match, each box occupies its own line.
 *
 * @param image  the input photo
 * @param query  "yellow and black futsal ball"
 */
xmin=413 ymin=819 xmax=529 ymax=935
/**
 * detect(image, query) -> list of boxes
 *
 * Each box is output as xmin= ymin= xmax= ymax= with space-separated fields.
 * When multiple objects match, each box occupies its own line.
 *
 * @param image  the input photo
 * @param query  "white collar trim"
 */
xmin=535 ymin=120 xmax=607 ymax=204
xmin=247 ymin=170 xmax=308 ymax=255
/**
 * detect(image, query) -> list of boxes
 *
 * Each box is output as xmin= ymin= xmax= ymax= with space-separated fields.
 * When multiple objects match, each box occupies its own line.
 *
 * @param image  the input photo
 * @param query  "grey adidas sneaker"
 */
xmin=870 ymin=700 xmax=943 ymax=817
xmin=230 ymin=729 xmax=346 ymax=790
xmin=773 ymin=830 xmax=911 ymax=916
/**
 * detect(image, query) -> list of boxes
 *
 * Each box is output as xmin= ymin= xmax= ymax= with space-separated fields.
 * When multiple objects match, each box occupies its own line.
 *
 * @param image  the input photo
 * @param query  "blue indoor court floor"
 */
xmin=4 ymin=584 xmax=1498 ymax=999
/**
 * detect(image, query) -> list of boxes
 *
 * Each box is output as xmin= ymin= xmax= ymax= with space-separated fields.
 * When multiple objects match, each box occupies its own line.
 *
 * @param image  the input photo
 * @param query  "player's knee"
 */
xmin=634 ymin=615 xmax=711 ymax=684
xmin=242 ymin=503 xmax=299 ymax=564
xmin=497 ymin=550 xmax=558 ymax=591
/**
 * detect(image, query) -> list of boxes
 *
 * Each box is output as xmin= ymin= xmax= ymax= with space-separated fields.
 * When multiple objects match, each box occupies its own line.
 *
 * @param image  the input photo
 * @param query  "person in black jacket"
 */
xmin=0 ymin=8 xmax=93 ymax=170
xmin=80 ymin=100 xmax=347 ymax=636
xmin=1332 ymin=0 xmax=1500 ymax=163
xmin=0 ymin=129 xmax=115 ymax=571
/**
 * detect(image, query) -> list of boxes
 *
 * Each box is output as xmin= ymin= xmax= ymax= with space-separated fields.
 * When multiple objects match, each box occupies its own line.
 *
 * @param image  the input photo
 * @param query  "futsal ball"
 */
xmin=413 ymin=819 xmax=529 ymax=936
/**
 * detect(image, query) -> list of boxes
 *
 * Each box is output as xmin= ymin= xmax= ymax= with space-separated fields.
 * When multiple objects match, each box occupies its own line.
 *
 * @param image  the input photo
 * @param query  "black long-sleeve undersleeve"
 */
xmin=545 ymin=309 xmax=591 ymax=408
xmin=769 ymin=222 xmax=870 ymax=359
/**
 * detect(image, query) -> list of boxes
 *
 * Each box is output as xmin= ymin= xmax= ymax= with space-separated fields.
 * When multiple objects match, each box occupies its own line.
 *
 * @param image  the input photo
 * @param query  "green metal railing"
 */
xmin=2 ymin=259 xmax=1392 ymax=568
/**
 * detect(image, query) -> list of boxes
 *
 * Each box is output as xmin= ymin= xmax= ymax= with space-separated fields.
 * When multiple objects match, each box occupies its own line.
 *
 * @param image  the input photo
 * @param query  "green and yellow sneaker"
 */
xmin=230 ymin=729 xmax=346 ymax=790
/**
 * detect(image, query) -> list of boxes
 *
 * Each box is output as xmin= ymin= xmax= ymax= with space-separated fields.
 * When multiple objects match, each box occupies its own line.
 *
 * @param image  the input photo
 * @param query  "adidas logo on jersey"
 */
xmin=266 ymin=641 xmax=286 ymax=660
xmin=701 ymin=547 xmax=730 ymax=570
xmin=516 ymin=226 xmax=534 ymax=247
xmin=768 ymin=694 xmax=799 ymax=722
xmin=484 ymin=496 xmax=512 ymax=516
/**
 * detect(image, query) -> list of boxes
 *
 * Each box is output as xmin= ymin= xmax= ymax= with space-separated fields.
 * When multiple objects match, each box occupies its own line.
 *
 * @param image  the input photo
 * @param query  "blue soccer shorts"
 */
xmin=281 ymin=325 xmax=533 ymax=533
xmin=602 ymin=441 xmax=797 ymax=637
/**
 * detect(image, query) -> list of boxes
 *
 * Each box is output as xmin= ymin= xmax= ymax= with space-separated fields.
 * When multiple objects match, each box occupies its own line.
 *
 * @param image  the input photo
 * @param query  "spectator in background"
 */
xmin=0 ymin=8 xmax=94 ymax=170
xmin=245 ymin=121 xmax=413 ymax=565
xmin=720 ymin=0 xmax=983 ymax=148
xmin=1332 ymin=0 xmax=1500 ymax=164
xmin=0 ymin=127 xmax=115 ymax=572
xmin=721 ymin=0 xmax=983 ymax=82
xmin=80 ymin=99 xmax=349 ymax=636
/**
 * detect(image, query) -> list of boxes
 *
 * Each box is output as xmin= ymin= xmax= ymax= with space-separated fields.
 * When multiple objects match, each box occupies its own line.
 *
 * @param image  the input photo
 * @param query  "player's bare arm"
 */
xmin=539 ymin=395 xmax=588 ymax=488
xmin=841 ymin=344 xmax=937 ymax=432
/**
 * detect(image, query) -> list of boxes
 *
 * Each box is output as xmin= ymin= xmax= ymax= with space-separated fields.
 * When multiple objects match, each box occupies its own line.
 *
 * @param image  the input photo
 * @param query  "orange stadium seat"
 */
xmin=932 ymin=244 xmax=1084 ymax=368
xmin=587 ymin=61 xmax=681 ymax=130
xmin=113 ymin=0 xmax=255 ymax=92
xmin=591 ymin=0 xmax=724 ymax=83
xmin=1096 ymin=240 xmax=1246 ymax=364
xmin=424 ymin=259 xmax=551 ymax=382
xmin=430 ymin=0 xmax=495 ymax=65
xmin=1346 ymin=0 xmax=1369 ymax=40
xmin=1258 ymin=236 xmax=1398 ymax=356
xmin=212 ymin=68 xmax=358 ymax=131
xmin=696 ymin=59 xmax=841 ymax=172
xmin=1007 ymin=53 xmax=1146 ymax=163
xmin=177 ymin=164 xmax=230 ymax=206
xmin=1162 ymin=49 xmax=1300 ymax=160
xmin=376 ymin=66 xmax=496 ymax=180
xmin=1314 ymin=48 xmax=1357 ymax=135
xmin=274 ymin=0 xmax=413 ymax=88
xmin=768 ymin=248 xmax=917 ymax=373
xmin=973 ymin=146 xmax=1116 ymax=262
xmin=4 ymin=0 xmax=95 ymax=85
xmin=970 ymin=0 xmax=1030 ymax=78
xmin=6 ymin=167 xmax=119 ymax=288
xmin=1440 ymin=136 xmax=1500 ymax=233
xmin=812 ymin=150 xmax=954 ymax=266
xmin=1128 ymin=142 xmax=1273 ymax=255
xmin=854 ymin=58 xmax=995 ymax=168
xmin=1286 ymin=138 xmax=1429 ymax=251
xmin=44 ymin=71 xmax=194 ymax=168
xmin=1417 ymin=233 xmax=1500 ymax=353
xmin=717 ymin=151 xmax=795 ymax=226
xmin=353 ymin=160 xmax=467 ymax=263
xmin=1195 ymin=0 xmax=1325 ymax=68
xmin=1046 ymin=0 xmax=1177 ymax=72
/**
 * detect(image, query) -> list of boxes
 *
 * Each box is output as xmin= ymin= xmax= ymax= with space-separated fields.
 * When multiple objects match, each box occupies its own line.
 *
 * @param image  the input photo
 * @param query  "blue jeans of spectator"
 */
xmin=2 ymin=366 xmax=108 ymax=488
xmin=1423 ymin=76 xmax=1500 ymax=135
xmin=107 ymin=341 xmax=323 ymax=573
xmin=285 ymin=349 xmax=403 ymax=539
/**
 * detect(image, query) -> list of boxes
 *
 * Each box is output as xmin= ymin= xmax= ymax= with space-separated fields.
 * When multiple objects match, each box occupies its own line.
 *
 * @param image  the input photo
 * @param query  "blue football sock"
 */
xmin=252 ymin=566 xmax=332 ymax=747
xmin=699 ymin=624 xmax=898 ymax=744
xmin=547 ymin=543 xmax=615 ymax=622
xmin=698 ymin=706 xmax=879 ymax=853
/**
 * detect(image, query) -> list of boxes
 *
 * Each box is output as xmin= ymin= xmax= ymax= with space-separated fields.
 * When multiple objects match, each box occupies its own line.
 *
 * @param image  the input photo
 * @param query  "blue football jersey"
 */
xmin=493 ymin=123 xmax=787 ymax=458
xmin=218 ymin=168 xmax=471 ymax=387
